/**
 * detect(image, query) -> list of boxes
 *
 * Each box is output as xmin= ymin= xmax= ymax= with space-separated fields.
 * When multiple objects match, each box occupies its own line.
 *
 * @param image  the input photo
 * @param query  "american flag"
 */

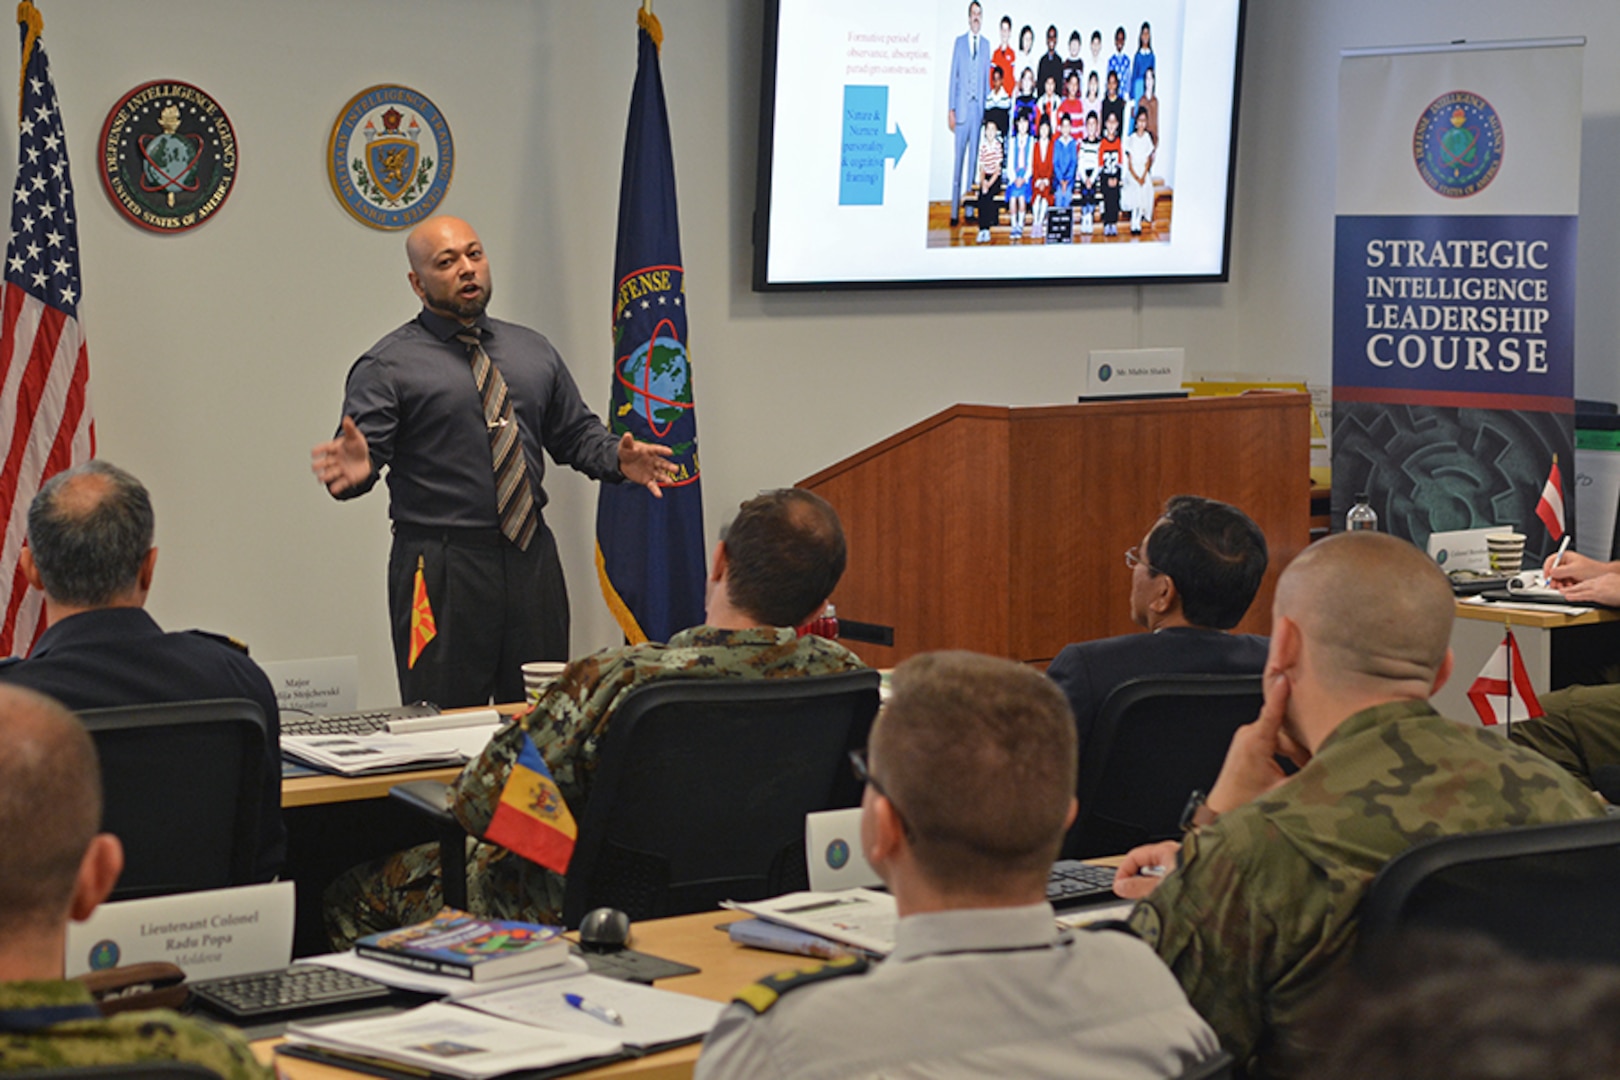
xmin=0 ymin=2 xmax=93 ymax=656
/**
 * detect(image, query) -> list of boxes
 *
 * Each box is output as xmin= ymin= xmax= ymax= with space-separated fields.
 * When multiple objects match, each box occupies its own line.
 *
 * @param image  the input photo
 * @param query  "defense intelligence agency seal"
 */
xmin=1413 ymin=91 xmax=1503 ymax=198
xmin=99 ymin=81 xmax=237 ymax=233
xmin=329 ymin=85 xmax=454 ymax=230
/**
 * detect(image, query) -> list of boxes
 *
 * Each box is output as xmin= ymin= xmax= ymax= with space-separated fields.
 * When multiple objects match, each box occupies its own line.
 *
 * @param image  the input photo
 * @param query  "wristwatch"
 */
xmin=1178 ymin=789 xmax=1219 ymax=832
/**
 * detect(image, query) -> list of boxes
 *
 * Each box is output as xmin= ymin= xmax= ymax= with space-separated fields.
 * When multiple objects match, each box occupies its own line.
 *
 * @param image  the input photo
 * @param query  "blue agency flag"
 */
xmin=595 ymin=9 xmax=705 ymax=645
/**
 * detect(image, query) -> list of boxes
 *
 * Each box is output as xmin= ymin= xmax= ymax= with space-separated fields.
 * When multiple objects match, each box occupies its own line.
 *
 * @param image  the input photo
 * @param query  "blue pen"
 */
xmin=563 ymin=992 xmax=624 ymax=1026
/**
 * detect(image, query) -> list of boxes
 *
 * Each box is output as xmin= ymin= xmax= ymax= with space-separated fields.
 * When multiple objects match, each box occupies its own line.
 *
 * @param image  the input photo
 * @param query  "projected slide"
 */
xmin=756 ymin=0 xmax=1243 ymax=288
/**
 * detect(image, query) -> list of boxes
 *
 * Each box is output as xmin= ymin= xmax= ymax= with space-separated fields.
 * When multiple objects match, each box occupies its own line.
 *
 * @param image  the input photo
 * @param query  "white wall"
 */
xmin=8 ymin=0 xmax=1618 ymax=704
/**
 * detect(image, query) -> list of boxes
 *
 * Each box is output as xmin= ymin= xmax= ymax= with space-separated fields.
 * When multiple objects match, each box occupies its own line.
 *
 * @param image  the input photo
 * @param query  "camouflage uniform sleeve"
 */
xmin=1128 ymin=816 xmax=1304 ymax=1071
xmin=1507 ymin=684 xmax=1620 ymax=792
xmin=11 ymin=1010 xmax=275 ymax=1079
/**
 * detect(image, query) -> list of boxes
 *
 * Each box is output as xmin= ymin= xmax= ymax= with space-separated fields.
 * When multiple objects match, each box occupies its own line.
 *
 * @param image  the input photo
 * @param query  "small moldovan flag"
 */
xmin=1536 ymin=456 xmax=1565 ymax=542
xmin=1466 ymin=628 xmax=1543 ymax=727
xmin=484 ymin=731 xmax=577 ymax=875
xmin=407 ymin=555 xmax=435 ymax=669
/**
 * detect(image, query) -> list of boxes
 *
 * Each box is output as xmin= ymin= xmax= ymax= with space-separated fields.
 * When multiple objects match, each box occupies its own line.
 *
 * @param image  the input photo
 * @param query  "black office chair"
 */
xmin=1061 ymin=674 xmax=1262 ymax=860
xmin=76 ymin=698 xmax=270 ymax=901
xmin=1358 ymin=815 xmax=1620 ymax=967
xmin=394 ymin=670 xmax=882 ymax=928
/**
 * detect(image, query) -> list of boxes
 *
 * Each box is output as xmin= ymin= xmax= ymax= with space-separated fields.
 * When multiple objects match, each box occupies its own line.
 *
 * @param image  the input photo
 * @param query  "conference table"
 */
xmin=1433 ymin=599 xmax=1620 ymax=722
xmin=257 ymin=909 xmax=792 ymax=1079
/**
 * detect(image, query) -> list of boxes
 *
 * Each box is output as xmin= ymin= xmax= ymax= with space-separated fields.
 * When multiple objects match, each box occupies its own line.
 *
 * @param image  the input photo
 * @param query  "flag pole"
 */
xmin=1500 ymin=618 xmax=1510 ymax=734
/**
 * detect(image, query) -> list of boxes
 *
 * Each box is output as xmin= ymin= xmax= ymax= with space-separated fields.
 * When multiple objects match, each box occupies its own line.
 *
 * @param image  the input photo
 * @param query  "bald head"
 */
xmin=406 ymin=216 xmax=491 ymax=322
xmin=28 ymin=459 xmax=153 ymax=607
xmin=0 ymin=685 xmax=103 ymax=937
xmin=1277 ymin=532 xmax=1454 ymax=693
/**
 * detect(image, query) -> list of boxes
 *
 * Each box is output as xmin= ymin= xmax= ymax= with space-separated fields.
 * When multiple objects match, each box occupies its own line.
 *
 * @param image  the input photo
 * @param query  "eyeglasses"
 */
xmin=1124 ymin=545 xmax=1161 ymax=575
xmin=848 ymin=749 xmax=912 ymax=838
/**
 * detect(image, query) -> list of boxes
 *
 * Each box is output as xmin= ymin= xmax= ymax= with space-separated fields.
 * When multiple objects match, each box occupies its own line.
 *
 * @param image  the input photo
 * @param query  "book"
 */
xmin=725 ymin=916 xmax=875 ymax=961
xmin=722 ymin=889 xmax=899 ymax=956
xmin=355 ymin=910 xmax=569 ymax=983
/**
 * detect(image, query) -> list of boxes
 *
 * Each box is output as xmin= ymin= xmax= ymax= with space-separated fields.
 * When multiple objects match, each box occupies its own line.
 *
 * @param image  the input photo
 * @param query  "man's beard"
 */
xmin=429 ymin=279 xmax=492 ymax=320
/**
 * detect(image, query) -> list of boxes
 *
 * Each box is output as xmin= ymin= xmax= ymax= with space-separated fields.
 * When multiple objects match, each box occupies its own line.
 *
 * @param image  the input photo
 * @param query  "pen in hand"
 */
xmin=1544 ymin=535 xmax=1572 ymax=586
xmin=563 ymin=992 xmax=624 ymax=1026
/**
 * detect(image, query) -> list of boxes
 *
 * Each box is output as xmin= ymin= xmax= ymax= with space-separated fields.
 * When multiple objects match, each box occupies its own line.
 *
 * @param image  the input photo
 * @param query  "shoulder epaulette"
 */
xmin=732 ymin=954 xmax=868 ymax=1014
xmin=187 ymin=629 xmax=250 ymax=655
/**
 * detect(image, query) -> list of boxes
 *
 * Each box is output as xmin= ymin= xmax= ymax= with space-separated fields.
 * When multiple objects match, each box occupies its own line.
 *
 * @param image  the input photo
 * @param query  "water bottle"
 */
xmin=806 ymin=604 xmax=839 ymax=639
xmin=1346 ymin=492 xmax=1378 ymax=532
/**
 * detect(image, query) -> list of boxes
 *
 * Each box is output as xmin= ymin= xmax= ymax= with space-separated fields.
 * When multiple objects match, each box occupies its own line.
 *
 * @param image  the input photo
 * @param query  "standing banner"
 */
xmin=1332 ymin=39 xmax=1584 ymax=559
xmin=595 ymin=8 xmax=706 ymax=645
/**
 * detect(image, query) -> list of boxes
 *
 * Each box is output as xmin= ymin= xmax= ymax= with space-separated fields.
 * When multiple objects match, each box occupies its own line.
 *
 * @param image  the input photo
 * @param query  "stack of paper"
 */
xmin=280 ymin=732 xmax=466 ymax=776
xmin=283 ymin=1003 xmax=622 ymax=1079
xmin=282 ymin=971 xmax=725 ymax=1077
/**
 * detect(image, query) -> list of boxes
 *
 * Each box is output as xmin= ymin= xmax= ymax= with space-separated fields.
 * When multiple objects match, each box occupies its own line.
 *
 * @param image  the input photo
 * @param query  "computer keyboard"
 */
xmin=280 ymin=702 xmax=439 ymax=738
xmin=1046 ymin=859 xmax=1123 ymax=909
xmin=190 ymin=965 xmax=395 ymax=1020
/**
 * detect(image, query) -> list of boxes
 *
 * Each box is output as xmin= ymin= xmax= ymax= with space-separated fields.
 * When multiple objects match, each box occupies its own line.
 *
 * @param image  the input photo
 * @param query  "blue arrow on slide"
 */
xmin=840 ymin=85 xmax=906 ymax=205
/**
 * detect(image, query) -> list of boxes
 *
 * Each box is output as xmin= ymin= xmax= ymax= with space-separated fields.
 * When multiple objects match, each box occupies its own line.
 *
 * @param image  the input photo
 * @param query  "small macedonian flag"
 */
xmin=407 ymin=554 xmax=436 ymax=669
xmin=484 ymin=731 xmax=578 ymax=875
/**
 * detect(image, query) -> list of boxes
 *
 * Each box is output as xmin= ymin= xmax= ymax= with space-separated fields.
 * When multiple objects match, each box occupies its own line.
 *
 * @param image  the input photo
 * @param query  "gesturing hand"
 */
xmin=617 ymin=432 xmax=676 ymax=499
xmin=311 ymin=416 xmax=372 ymax=496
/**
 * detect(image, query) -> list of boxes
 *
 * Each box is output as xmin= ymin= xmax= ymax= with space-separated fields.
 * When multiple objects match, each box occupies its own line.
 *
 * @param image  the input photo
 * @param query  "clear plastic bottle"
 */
xmin=1346 ymin=492 xmax=1378 ymax=532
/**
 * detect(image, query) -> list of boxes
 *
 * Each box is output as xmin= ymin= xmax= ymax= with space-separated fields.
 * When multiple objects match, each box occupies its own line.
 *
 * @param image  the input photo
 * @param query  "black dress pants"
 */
xmin=388 ymin=521 xmax=569 ymax=708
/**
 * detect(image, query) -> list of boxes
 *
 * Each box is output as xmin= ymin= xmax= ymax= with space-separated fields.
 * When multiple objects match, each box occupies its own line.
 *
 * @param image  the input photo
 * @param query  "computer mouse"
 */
xmin=578 ymin=907 xmax=632 ymax=952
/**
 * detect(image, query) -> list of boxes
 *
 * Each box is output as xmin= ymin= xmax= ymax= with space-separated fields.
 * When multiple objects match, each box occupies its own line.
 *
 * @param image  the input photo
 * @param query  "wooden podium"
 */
xmin=798 ymin=394 xmax=1312 ymax=667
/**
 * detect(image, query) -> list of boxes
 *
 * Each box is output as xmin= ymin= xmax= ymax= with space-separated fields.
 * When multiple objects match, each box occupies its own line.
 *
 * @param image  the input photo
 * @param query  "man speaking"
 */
xmin=312 ymin=216 xmax=673 ymax=707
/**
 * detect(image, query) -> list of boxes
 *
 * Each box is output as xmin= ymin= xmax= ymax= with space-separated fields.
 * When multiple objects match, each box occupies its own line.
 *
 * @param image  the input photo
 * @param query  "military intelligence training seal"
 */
xmin=99 ymin=80 xmax=237 ymax=233
xmin=328 ymin=85 xmax=454 ymax=231
xmin=1413 ymin=90 xmax=1503 ymax=198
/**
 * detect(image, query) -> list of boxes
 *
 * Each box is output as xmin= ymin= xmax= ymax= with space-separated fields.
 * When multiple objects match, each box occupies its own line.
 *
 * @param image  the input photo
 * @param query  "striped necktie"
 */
xmin=457 ymin=329 xmax=538 ymax=551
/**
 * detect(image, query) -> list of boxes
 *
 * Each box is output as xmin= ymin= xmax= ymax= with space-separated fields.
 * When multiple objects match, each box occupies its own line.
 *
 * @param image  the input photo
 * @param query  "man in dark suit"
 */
xmin=947 ymin=1 xmax=990 ymax=228
xmin=1046 ymin=495 xmax=1269 ymax=748
xmin=0 ymin=460 xmax=284 ymax=880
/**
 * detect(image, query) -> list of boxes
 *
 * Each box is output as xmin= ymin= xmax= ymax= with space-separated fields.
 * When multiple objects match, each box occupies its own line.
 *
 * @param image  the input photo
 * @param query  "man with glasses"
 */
xmin=696 ymin=651 xmax=1220 ymax=1080
xmin=324 ymin=488 xmax=866 ymax=947
xmin=1046 ymin=494 xmax=1270 ymax=748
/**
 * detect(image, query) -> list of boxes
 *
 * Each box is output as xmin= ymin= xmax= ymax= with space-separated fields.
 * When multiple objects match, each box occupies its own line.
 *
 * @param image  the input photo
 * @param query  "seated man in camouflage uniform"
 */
xmin=0 ymin=684 xmax=269 ymax=1078
xmin=695 ymin=652 xmax=1220 ymax=1080
xmin=325 ymin=488 xmax=866 ymax=948
xmin=1111 ymin=532 xmax=1603 ymax=1079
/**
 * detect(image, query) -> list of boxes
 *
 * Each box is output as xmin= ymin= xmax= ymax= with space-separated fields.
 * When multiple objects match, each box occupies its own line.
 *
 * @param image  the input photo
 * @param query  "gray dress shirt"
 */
xmin=696 ymin=903 xmax=1220 ymax=1080
xmin=336 ymin=308 xmax=622 ymax=527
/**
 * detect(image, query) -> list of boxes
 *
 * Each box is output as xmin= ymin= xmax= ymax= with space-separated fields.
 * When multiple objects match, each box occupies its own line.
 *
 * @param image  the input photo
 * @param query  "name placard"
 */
xmin=1084 ymin=348 xmax=1186 ymax=398
xmin=259 ymin=655 xmax=360 ymax=715
xmin=65 ymin=881 xmax=295 ymax=980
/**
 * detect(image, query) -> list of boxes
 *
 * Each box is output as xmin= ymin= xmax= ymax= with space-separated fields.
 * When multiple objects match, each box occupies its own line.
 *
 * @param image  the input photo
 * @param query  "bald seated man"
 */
xmin=1110 ymin=532 xmax=1602 ymax=1079
xmin=0 ymin=685 xmax=270 ymax=1077
xmin=311 ymin=216 xmax=674 ymax=708
xmin=696 ymin=651 xmax=1220 ymax=1080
